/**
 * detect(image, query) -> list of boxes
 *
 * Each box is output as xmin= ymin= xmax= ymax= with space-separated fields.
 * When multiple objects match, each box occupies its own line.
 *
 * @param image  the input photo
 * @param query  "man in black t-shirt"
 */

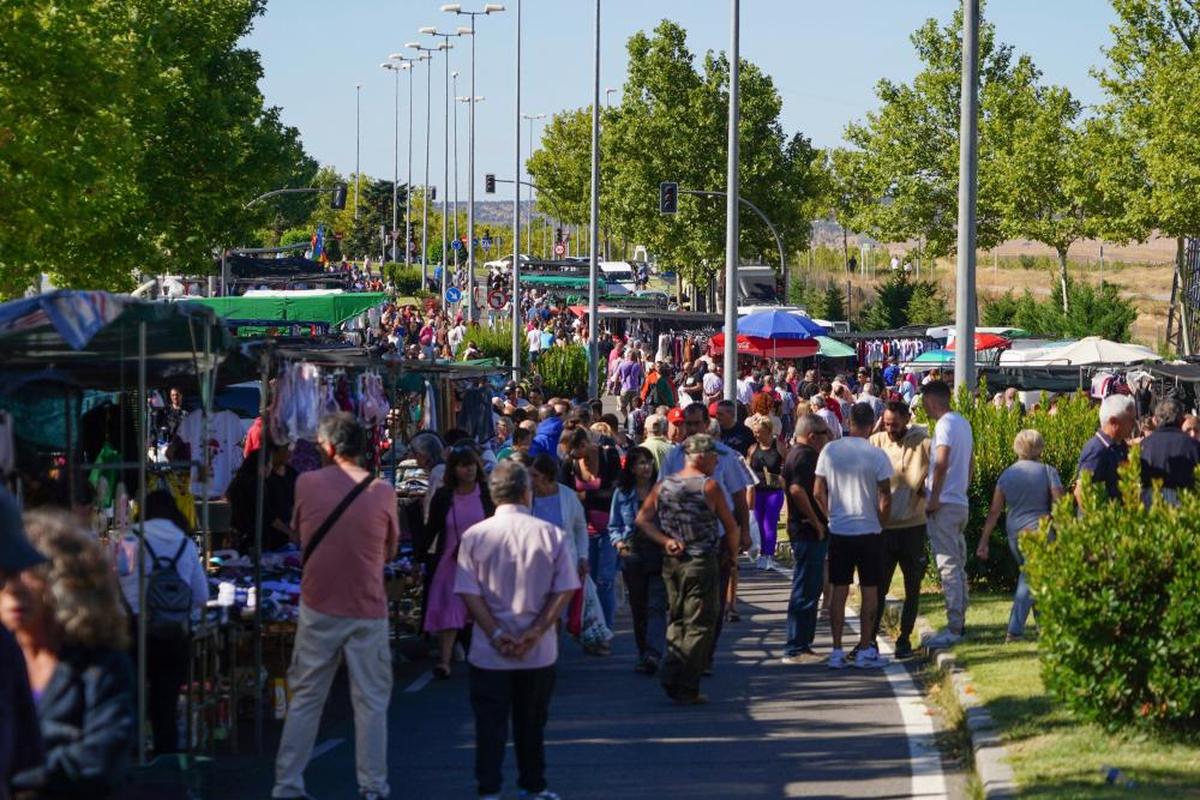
xmin=715 ymin=400 xmax=754 ymax=457
xmin=780 ymin=414 xmax=832 ymax=662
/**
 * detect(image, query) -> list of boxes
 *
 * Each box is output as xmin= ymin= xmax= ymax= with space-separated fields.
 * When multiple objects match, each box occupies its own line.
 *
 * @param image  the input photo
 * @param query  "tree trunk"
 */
xmin=1057 ymin=248 xmax=1070 ymax=313
xmin=842 ymin=224 xmax=849 ymax=273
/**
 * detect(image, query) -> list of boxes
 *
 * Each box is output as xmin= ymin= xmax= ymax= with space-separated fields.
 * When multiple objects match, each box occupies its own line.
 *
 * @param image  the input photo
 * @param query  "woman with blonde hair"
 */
xmin=747 ymin=415 xmax=788 ymax=570
xmin=3 ymin=510 xmax=134 ymax=797
xmin=977 ymin=429 xmax=1064 ymax=642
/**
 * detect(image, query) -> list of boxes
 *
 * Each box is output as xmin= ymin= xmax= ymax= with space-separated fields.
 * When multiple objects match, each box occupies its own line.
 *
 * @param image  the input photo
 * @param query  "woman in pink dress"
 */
xmin=420 ymin=445 xmax=493 ymax=678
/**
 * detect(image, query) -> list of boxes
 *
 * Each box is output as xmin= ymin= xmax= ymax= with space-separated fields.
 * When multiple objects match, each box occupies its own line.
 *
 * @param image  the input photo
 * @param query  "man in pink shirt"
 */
xmin=455 ymin=460 xmax=579 ymax=800
xmin=273 ymin=413 xmax=398 ymax=800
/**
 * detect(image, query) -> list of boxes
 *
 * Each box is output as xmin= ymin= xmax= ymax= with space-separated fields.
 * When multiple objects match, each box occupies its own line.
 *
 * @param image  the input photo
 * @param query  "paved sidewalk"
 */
xmin=210 ymin=566 xmax=944 ymax=799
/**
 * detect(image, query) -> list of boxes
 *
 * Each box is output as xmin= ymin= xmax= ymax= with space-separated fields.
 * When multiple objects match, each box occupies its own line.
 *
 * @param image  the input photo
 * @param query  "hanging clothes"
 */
xmin=179 ymin=410 xmax=245 ymax=498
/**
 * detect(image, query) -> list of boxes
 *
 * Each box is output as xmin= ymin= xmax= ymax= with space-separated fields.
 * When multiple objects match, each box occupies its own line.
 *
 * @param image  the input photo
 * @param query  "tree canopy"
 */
xmin=527 ymin=20 xmax=822 ymax=290
xmin=0 ymin=0 xmax=316 ymax=296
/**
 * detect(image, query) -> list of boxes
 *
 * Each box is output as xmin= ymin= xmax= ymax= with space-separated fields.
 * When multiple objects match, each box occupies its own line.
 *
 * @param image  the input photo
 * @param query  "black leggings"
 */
xmin=129 ymin=619 xmax=190 ymax=755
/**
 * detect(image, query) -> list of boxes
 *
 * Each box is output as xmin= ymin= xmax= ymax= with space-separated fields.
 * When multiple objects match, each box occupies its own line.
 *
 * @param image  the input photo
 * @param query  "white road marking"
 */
xmin=404 ymin=670 xmax=435 ymax=693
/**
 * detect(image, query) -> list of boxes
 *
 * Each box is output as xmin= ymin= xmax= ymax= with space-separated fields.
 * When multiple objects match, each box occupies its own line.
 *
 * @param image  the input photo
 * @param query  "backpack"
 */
xmin=143 ymin=537 xmax=193 ymax=639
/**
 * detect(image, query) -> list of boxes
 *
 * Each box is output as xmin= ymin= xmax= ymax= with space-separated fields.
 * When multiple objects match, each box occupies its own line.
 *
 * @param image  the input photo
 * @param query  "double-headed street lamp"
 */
xmin=406 ymin=41 xmax=447 ymax=291
xmin=522 ymin=112 xmax=546 ymax=255
xmin=443 ymin=3 xmax=505 ymax=322
xmin=388 ymin=53 xmax=427 ymax=273
xmin=420 ymin=25 xmax=465 ymax=310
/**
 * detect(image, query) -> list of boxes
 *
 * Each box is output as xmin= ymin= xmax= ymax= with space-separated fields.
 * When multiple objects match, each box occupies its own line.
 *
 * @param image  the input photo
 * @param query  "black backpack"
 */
xmin=142 ymin=537 xmax=193 ymax=639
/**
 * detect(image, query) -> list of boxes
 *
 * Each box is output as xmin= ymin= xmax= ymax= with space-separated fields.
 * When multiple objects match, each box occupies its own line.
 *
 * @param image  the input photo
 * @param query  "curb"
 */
xmin=892 ymin=599 xmax=1019 ymax=800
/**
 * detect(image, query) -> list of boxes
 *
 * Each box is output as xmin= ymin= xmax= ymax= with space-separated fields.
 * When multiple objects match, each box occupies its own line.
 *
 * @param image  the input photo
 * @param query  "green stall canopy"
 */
xmin=192 ymin=292 xmax=388 ymax=329
xmin=815 ymin=335 xmax=855 ymax=359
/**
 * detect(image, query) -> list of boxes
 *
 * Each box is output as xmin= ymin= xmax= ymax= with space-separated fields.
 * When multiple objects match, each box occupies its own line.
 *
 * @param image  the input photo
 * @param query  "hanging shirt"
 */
xmin=179 ymin=410 xmax=245 ymax=498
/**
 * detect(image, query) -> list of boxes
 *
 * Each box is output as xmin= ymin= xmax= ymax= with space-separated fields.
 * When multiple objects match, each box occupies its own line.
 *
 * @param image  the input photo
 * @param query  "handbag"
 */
xmin=302 ymin=474 xmax=375 ymax=567
xmin=567 ymin=589 xmax=584 ymax=637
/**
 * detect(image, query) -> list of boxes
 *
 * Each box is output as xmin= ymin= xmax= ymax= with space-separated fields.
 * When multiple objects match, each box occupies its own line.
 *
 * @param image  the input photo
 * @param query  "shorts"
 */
xmin=828 ymin=533 xmax=884 ymax=588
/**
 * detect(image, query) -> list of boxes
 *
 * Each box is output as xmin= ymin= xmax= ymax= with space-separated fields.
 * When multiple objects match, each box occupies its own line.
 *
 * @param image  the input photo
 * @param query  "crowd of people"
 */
xmin=5 ymin=313 xmax=1200 ymax=800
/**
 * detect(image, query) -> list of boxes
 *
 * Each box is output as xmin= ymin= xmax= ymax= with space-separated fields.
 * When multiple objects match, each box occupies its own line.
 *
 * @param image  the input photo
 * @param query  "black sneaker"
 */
xmin=894 ymin=639 xmax=914 ymax=659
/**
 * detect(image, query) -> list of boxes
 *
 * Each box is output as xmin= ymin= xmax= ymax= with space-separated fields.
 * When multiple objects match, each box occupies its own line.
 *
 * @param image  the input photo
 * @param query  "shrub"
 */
xmin=948 ymin=385 xmax=1097 ymax=590
xmin=384 ymin=266 xmax=423 ymax=295
xmin=1024 ymin=458 xmax=1200 ymax=732
xmin=537 ymin=345 xmax=588 ymax=400
xmin=981 ymin=278 xmax=1137 ymax=341
xmin=461 ymin=322 xmax=527 ymax=368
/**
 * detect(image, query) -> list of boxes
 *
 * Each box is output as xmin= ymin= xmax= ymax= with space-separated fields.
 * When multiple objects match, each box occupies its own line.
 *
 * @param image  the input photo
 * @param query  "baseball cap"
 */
xmin=0 ymin=486 xmax=45 ymax=574
xmin=683 ymin=433 xmax=718 ymax=455
xmin=666 ymin=407 xmax=685 ymax=425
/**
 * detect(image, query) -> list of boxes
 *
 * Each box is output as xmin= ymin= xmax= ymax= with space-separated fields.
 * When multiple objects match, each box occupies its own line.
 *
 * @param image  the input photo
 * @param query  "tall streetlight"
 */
xmin=587 ymin=0 xmax=601 ymax=398
xmin=354 ymin=84 xmax=361 ymax=220
xmin=953 ymin=0 xmax=980 ymax=390
xmin=452 ymin=72 xmax=461 ymax=272
xmin=456 ymin=95 xmax=485 ymax=271
xmin=723 ymin=0 xmax=740 ymax=401
xmin=390 ymin=53 xmax=425 ymax=273
xmin=407 ymin=42 xmax=442 ymax=290
xmin=522 ymin=112 xmax=545 ymax=255
xmin=421 ymin=27 xmax=463 ymax=309
xmin=380 ymin=62 xmax=405 ymax=263
xmin=512 ymin=0 xmax=523 ymax=380
xmin=444 ymin=3 xmax=505 ymax=322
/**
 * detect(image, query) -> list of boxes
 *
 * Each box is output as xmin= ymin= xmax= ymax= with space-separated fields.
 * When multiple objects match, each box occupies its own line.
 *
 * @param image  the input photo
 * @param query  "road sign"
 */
xmin=481 ymin=237 xmax=492 ymax=252
xmin=451 ymin=239 xmax=462 ymax=250
xmin=445 ymin=286 xmax=462 ymax=304
xmin=487 ymin=289 xmax=508 ymax=310
xmin=554 ymin=243 xmax=566 ymax=256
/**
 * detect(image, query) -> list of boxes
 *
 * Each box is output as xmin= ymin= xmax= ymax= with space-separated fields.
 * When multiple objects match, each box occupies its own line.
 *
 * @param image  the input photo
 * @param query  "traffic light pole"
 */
xmin=678 ymin=188 xmax=786 ymax=288
xmin=587 ymin=0 xmax=601 ymax=400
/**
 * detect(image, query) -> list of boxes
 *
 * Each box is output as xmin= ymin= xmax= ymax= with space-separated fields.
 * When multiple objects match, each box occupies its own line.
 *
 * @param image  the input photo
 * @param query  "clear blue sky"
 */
xmin=243 ymin=1 xmax=1118 ymax=202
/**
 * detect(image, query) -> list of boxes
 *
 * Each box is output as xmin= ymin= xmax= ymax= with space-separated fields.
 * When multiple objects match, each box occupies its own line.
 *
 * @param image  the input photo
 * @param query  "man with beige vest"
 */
xmin=868 ymin=400 xmax=931 ymax=659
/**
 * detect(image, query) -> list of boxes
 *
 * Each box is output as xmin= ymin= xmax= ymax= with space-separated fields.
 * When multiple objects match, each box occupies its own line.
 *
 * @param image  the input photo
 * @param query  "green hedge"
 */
xmin=537 ymin=345 xmax=588 ymax=400
xmin=1024 ymin=459 xmax=1200 ymax=732
xmin=383 ymin=265 xmax=423 ymax=295
xmin=948 ymin=386 xmax=1097 ymax=590
xmin=462 ymin=321 xmax=526 ymax=368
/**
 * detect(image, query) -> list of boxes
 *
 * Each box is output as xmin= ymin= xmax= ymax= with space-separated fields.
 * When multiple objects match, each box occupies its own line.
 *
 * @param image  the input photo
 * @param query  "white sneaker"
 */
xmin=765 ymin=556 xmax=776 ymax=570
xmin=756 ymin=555 xmax=768 ymax=570
xmin=922 ymin=628 xmax=964 ymax=650
xmin=853 ymin=645 xmax=890 ymax=669
xmin=827 ymin=648 xmax=848 ymax=669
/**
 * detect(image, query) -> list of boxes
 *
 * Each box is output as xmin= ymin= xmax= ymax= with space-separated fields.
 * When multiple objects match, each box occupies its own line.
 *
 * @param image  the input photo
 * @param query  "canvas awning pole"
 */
xmin=136 ymin=320 xmax=149 ymax=765
xmin=252 ymin=347 xmax=269 ymax=754
xmin=201 ymin=322 xmax=212 ymax=566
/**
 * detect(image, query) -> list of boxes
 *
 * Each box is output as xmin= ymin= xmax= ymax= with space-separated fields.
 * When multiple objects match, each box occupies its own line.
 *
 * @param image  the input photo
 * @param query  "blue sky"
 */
xmin=243 ymin=1 xmax=1119 ymax=202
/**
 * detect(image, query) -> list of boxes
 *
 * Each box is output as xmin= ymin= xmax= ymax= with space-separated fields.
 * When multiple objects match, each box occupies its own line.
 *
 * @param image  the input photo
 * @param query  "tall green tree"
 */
xmin=528 ymin=20 xmax=821 ymax=293
xmin=0 ymin=0 xmax=316 ymax=296
xmin=838 ymin=3 xmax=1039 ymax=259
xmin=1096 ymin=0 xmax=1200 ymax=242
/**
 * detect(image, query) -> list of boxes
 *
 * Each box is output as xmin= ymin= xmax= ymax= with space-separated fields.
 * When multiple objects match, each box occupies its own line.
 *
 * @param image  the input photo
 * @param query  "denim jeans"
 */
xmin=785 ymin=537 xmax=829 ymax=655
xmin=621 ymin=550 xmax=667 ymax=662
xmin=588 ymin=535 xmax=619 ymax=630
xmin=1007 ymin=538 xmax=1037 ymax=637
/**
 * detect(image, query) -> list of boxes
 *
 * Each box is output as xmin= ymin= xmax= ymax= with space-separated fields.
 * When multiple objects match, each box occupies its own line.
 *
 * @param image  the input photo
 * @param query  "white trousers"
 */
xmin=272 ymin=604 xmax=393 ymax=798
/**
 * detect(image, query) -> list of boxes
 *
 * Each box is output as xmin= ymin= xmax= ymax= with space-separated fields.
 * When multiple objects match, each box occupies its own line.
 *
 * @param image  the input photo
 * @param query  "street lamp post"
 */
xmin=723 ymin=0 xmax=740 ymax=401
xmin=390 ymin=54 xmax=423 ymax=273
xmin=522 ymin=113 xmax=545 ymax=256
xmin=953 ymin=0 xmax=981 ymax=390
xmin=421 ymin=27 xmax=464 ymax=310
xmin=587 ymin=0 xmax=601 ymax=398
xmin=407 ymin=42 xmax=441 ymax=291
xmin=512 ymin=0 xmax=522 ymax=380
xmin=354 ymin=84 xmax=361 ymax=221
xmin=452 ymin=72 xmax=460 ymax=276
xmin=380 ymin=62 xmax=405 ymax=263
xmin=456 ymin=95 xmax=484 ymax=276
xmin=444 ymin=3 xmax=505 ymax=322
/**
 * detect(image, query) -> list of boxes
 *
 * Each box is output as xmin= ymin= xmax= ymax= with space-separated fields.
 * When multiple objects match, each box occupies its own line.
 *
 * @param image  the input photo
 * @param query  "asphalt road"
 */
xmin=206 ymin=566 xmax=950 ymax=800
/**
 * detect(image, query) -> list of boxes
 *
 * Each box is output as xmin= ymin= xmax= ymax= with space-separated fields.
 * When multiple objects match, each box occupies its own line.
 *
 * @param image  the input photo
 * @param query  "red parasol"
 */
xmin=710 ymin=332 xmax=819 ymax=359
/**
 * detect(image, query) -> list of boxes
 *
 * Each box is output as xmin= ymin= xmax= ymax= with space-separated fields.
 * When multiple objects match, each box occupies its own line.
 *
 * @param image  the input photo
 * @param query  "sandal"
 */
xmin=432 ymin=664 xmax=451 ymax=680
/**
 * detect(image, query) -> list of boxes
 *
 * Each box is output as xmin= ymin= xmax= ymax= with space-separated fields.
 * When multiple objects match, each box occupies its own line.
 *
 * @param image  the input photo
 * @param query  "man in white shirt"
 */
xmin=809 ymin=390 xmax=842 ymax=440
xmin=814 ymin=402 xmax=892 ymax=669
xmin=735 ymin=371 xmax=756 ymax=406
xmin=525 ymin=326 xmax=544 ymax=362
xmin=702 ymin=365 xmax=723 ymax=406
xmin=921 ymin=380 xmax=974 ymax=649
xmin=449 ymin=320 xmax=467 ymax=354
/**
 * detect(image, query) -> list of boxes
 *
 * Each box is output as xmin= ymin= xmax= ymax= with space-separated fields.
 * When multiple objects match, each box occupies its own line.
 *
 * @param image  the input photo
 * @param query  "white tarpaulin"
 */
xmin=998 ymin=336 xmax=1160 ymax=366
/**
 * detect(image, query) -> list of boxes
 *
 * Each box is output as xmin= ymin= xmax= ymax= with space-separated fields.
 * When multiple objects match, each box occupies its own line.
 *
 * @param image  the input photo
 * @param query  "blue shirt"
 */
xmin=531 ymin=493 xmax=564 ymax=530
xmin=1076 ymin=431 xmax=1129 ymax=500
xmin=1139 ymin=425 xmax=1200 ymax=492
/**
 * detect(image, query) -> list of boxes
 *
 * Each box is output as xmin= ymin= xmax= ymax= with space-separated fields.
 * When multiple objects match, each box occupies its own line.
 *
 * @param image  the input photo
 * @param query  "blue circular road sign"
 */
xmin=445 ymin=286 xmax=463 ymax=304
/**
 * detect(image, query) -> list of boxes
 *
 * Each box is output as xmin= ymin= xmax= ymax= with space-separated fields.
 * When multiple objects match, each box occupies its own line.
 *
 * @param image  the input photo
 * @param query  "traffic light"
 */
xmin=660 ymin=181 xmax=678 ymax=215
xmin=330 ymin=183 xmax=347 ymax=210
xmin=430 ymin=186 xmax=437 ymax=201
xmin=485 ymin=174 xmax=496 ymax=194
xmin=556 ymin=227 xmax=563 ymax=243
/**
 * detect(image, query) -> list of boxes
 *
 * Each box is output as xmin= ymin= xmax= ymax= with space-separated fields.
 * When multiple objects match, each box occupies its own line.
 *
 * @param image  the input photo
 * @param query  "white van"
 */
xmin=598 ymin=261 xmax=636 ymax=284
